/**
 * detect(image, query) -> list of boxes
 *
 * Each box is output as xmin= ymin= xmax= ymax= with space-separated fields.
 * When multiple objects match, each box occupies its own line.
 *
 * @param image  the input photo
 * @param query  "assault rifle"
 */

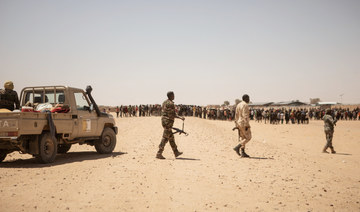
xmin=172 ymin=121 xmax=189 ymax=136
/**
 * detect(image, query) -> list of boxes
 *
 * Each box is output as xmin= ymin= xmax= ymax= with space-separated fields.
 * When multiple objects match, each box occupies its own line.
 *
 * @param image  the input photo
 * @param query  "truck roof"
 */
xmin=20 ymin=86 xmax=87 ymax=94
xmin=19 ymin=86 xmax=86 ymax=106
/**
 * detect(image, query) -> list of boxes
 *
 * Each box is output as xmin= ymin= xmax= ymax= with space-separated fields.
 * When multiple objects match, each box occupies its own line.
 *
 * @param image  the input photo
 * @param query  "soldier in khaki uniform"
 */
xmin=0 ymin=81 xmax=20 ymax=111
xmin=233 ymin=94 xmax=252 ymax=157
xmin=322 ymin=109 xmax=337 ymax=153
xmin=156 ymin=91 xmax=185 ymax=159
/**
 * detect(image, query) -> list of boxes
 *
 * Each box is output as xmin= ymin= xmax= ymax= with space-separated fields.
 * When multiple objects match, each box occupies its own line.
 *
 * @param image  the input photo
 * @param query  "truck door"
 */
xmin=73 ymin=92 xmax=98 ymax=137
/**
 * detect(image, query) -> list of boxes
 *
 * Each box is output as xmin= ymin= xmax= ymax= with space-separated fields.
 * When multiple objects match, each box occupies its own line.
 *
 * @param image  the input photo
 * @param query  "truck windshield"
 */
xmin=74 ymin=92 xmax=90 ymax=110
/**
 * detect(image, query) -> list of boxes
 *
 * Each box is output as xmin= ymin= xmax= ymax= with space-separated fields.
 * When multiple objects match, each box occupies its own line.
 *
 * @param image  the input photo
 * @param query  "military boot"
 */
xmin=233 ymin=144 xmax=242 ymax=156
xmin=322 ymin=146 xmax=329 ymax=153
xmin=156 ymin=151 xmax=166 ymax=159
xmin=174 ymin=151 xmax=183 ymax=158
xmin=330 ymin=147 xmax=336 ymax=154
xmin=241 ymin=148 xmax=250 ymax=158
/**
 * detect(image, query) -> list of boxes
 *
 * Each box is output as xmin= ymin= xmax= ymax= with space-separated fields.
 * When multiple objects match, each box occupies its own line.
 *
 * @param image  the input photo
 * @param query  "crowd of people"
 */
xmin=251 ymin=107 xmax=360 ymax=124
xmin=108 ymin=104 xmax=360 ymax=123
xmin=109 ymin=105 xmax=163 ymax=117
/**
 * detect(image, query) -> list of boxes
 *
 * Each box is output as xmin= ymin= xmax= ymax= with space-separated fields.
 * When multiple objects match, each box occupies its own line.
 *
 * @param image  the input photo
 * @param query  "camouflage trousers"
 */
xmin=324 ymin=130 xmax=334 ymax=149
xmin=158 ymin=118 xmax=178 ymax=153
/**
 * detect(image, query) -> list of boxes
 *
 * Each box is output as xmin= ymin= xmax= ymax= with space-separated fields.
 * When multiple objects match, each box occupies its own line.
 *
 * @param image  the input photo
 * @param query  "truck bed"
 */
xmin=0 ymin=112 xmax=73 ymax=136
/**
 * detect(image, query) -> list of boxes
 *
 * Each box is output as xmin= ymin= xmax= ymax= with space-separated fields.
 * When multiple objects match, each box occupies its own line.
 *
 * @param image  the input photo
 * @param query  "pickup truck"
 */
xmin=0 ymin=85 xmax=118 ymax=163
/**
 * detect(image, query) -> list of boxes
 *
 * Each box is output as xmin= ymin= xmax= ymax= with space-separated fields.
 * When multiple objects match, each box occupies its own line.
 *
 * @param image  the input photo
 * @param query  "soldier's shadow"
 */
xmin=333 ymin=153 xmax=352 ymax=156
xmin=247 ymin=157 xmax=274 ymax=160
xmin=176 ymin=157 xmax=200 ymax=161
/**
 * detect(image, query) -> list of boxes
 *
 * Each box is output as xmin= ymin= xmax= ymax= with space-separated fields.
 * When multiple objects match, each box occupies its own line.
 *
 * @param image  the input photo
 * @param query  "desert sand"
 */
xmin=1 ymin=115 xmax=359 ymax=211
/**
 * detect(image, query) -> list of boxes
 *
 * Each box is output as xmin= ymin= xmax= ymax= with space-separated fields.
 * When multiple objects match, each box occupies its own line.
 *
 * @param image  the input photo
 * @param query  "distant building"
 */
xmin=310 ymin=98 xmax=321 ymax=104
xmin=267 ymin=101 xmax=307 ymax=107
xmin=249 ymin=102 xmax=274 ymax=107
xmin=316 ymin=102 xmax=339 ymax=109
xmin=249 ymin=101 xmax=308 ymax=108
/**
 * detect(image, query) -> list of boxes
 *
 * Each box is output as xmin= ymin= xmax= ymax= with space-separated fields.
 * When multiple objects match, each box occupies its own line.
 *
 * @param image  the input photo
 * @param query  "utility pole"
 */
xmin=339 ymin=93 xmax=344 ymax=104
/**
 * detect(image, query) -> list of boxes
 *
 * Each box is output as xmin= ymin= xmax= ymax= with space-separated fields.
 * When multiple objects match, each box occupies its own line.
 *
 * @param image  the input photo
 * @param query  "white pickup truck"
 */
xmin=0 ymin=85 xmax=117 ymax=163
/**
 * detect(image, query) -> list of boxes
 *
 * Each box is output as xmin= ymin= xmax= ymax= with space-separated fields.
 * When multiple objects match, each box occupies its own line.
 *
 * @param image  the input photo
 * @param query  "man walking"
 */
xmin=156 ymin=91 xmax=185 ymax=159
xmin=233 ymin=94 xmax=252 ymax=158
xmin=322 ymin=109 xmax=337 ymax=154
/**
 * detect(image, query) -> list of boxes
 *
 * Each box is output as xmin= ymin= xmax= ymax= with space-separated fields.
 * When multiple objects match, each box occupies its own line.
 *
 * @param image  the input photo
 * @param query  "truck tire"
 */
xmin=95 ymin=128 xmax=116 ymax=154
xmin=36 ymin=132 xmax=58 ymax=163
xmin=57 ymin=144 xmax=72 ymax=154
xmin=0 ymin=150 xmax=7 ymax=162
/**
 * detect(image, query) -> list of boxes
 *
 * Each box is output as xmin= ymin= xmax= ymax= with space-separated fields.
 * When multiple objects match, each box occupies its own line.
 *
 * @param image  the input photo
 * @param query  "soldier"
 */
xmin=233 ymin=94 xmax=252 ymax=157
xmin=0 ymin=81 xmax=20 ymax=111
xmin=322 ymin=109 xmax=337 ymax=154
xmin=156 ymin=91 xmax=185 ymax=159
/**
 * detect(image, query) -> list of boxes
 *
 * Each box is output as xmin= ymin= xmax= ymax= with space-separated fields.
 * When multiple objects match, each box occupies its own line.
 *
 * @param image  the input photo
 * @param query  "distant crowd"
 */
xmin=105 ymin=105 xmax=163 ymax=117
xmin=106 ymin=105 xmax=360 ymax=123
xmin=251 ymin=107 xmax=360 ymax=124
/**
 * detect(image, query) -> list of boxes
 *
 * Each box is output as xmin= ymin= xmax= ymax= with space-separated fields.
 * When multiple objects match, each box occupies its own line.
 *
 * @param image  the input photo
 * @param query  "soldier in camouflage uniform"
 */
xmin=0 ymin=81 xmax=20 ymax=111
xmin=156 ymin=91 xmax=185 ymax=159
xmin=322 ymin=109 xmax=337 ymax=153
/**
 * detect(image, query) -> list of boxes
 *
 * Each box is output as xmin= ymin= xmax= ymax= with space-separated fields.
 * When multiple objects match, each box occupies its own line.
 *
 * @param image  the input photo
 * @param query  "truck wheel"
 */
xmin=36 ymin=132 xmax=58 ymax=163
xmin=95 ymin=128 xmax=116 ymax=154
xmin=0 ymin=150 xmax=7 ymax=162
xmin=57 ymin=144 xmax=72 ymax=154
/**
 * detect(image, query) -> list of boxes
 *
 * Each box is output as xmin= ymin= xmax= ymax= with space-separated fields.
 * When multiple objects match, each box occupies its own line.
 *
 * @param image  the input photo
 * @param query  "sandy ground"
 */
xmin=1 ymin=115 xmax=359 ymax=212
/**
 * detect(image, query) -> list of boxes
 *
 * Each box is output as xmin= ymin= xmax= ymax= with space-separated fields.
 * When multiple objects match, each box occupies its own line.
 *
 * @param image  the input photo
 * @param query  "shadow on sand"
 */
xmin=176 ymin=157 xmax=201 ymax=161
xmin=333 ymin=152 xmax=352 ymax=156
xmin=0 ymin=151 xmax=127 ymax=168
xmin=247 ymin=156 xmax=274 ymax=160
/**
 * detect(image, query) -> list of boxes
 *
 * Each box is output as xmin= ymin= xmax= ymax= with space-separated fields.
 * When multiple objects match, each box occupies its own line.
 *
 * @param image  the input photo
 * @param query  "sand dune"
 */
xmin=1 ymin=116 xmax=359 ymax=211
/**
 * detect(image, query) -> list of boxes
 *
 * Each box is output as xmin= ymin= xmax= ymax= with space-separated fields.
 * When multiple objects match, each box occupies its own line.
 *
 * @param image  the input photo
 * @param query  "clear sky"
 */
xmin=1 ymin=0 xmax=359 ymax=106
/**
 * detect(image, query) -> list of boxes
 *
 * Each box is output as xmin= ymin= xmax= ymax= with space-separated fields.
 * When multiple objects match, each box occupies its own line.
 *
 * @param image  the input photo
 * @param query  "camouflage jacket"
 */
xmin=0 ymin=89 xmax=20 ymax=111
xmin=161 ymin=99 xmax=176 ymax=120
xmin=323 ymin=114 xmax=335 ymax=132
